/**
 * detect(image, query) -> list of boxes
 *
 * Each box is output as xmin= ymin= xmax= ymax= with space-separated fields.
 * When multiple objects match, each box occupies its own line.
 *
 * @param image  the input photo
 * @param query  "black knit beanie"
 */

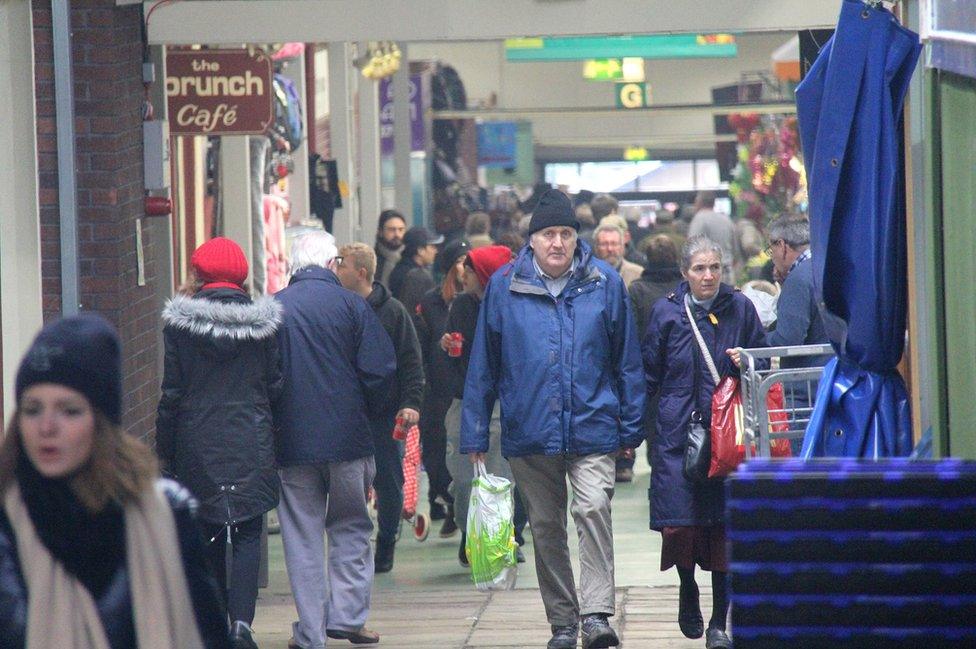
xmin=528 ymin=189 xmax=579 ymax=236
xmin=15 ymin=314 xmax=122 ymax=424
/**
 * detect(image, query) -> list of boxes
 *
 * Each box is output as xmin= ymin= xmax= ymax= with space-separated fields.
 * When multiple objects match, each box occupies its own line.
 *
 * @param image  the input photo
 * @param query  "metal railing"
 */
xmin=739 ymin=344 xmax=835 ymax=458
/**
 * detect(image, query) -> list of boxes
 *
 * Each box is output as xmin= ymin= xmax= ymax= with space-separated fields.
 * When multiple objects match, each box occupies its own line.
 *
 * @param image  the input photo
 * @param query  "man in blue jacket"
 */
xmin=460 ymin=189 xmax=645 ymax=649
xmin=274 ymin=231 xmax=396 ymax=649
xmin=765 ymin=214 xmax=829 ymax=365
xmin=765 ymin=214 xmax=831 ymax=454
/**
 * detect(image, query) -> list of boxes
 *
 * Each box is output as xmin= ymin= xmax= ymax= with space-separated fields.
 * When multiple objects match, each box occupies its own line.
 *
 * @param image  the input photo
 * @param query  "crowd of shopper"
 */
xmin=0 ymin=185 xmax=822 ymax=649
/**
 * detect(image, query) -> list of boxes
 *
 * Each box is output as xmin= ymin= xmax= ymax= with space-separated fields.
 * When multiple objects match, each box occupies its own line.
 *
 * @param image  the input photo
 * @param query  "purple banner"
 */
xmin=380 ymin=75 xmax=425 ymax=155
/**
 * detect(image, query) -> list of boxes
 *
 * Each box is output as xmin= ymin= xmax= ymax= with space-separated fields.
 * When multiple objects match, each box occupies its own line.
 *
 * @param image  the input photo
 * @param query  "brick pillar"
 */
xmin=33 ymin=0 xmax=163 ymax=442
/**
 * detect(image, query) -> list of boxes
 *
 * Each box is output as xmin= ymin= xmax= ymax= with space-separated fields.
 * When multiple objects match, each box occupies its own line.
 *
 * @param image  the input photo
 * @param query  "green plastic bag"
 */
xmin=465 ymin=460 xmax=518 ymax=591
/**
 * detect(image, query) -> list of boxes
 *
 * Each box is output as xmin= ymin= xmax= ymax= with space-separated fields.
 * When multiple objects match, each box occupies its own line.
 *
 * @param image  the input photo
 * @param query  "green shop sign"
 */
xmin=505 ymin=34 xmax=737 ymax=62
xmin=615 ymin=83 xmax=652 ymax=109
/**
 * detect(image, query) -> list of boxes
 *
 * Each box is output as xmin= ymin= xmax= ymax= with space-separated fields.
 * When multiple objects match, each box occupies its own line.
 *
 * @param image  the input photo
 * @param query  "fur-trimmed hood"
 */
xmin=162 ymin=292 xmax=282 ymax=341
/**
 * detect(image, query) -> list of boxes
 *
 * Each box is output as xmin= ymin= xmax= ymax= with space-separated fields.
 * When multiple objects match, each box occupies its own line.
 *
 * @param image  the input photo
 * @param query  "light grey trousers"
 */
xmin=508 ymin=453 xmax=617 ymax=626
xmin=278 ymin=457 xmax=376 ymax=649
xmin=444 ymin=398 xmax=512 ymax=529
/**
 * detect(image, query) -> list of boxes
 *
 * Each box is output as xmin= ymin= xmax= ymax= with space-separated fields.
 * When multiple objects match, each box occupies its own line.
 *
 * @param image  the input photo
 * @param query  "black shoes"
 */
xmin=229 ymin=621 xmax=258 ymax=649
xmin=374 ymin=538 xmax=395 ymax=574
xmin=678 ymin=580 xmax=704 ymax=639
xmin=547 ymin=623 xmax=579 ymax=649
xmin=439 ymin=507 xmax=459 ymax=537
xmin=515 ymin=546 xmax=526 ymax=563
xmin=458 ymin=532 xmax=469 ymax=567
xmin=705 ymin=627 xmax=733 ymax=648
xmin=580 ymin=614 xmax=619 ymax=649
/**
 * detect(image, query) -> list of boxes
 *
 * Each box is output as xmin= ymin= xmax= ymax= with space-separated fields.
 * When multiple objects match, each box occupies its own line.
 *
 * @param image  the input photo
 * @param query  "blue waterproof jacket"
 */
xmin=642 ymin=282 xmax=766 ymax=528
xmin=273 ymin=267 xmax=396 ymax=466
xmin=460 ymin=241 xmax=645 ymax=458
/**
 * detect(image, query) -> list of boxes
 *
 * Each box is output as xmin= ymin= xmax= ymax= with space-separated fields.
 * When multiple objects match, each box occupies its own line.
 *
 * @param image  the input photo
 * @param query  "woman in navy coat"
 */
xmin=642 ymin=236 xmax=766 ymax=649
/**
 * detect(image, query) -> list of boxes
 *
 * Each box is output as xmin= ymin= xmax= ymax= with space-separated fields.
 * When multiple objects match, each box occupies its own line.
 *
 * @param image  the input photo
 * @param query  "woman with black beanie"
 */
xmin=0 ymin=314 xmax=230 ymax=648
xmin=156 ymin=237 xmax=283 ymax=649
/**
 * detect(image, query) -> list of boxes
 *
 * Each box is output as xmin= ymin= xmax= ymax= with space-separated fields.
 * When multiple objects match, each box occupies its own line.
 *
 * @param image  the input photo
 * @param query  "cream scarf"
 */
xmin=3 ymin=481 xmax=206 ymax=649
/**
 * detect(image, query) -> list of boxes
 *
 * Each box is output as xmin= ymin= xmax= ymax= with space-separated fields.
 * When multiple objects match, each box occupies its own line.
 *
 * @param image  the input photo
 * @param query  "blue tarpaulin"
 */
xmin=797 ymin=0 xmax=922 ymax=459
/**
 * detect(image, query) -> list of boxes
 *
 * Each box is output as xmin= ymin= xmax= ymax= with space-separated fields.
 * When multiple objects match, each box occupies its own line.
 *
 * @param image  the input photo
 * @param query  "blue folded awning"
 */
xmin=797 ymin=0 xmax=922 ymax=459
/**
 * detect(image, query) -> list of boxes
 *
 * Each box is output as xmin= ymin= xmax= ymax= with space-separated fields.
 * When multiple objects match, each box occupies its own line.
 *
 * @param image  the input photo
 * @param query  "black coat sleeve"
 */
xmin=391 ymin=301 xmax=426 ymax=412
xmin=264 ymin=333 xmax=284 ymax=420
xmin=446 ymin=294 xmax=480 ymax=398
xmin=161 ymin=481 xmax=232 ymax=649
xmin=0 ymin=513 xmax=27 ymax=649
xmin=400 ymin=269 xmax=435 ymax=318
xmin=155 ymin=327 xmax=183 ymax=471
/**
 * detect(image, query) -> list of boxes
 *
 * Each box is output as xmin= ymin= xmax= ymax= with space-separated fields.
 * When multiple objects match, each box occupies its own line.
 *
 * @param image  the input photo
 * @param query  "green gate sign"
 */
xmin=615 ymin=83 xmax=652 ymax=109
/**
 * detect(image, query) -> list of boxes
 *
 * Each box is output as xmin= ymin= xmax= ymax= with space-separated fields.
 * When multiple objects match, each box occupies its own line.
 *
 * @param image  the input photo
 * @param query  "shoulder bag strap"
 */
xmin=685 ymin=294 xmax=721 ymax=385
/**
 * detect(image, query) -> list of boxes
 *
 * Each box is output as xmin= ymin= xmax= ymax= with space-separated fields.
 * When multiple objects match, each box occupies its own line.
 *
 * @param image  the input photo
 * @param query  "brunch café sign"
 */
xmin=166 ymin=49 xmax=273 ymax=136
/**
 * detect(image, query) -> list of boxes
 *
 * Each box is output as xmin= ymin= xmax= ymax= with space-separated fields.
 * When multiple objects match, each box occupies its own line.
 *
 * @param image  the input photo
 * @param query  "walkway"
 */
xmin=252 ymin=458 xmax=717 ymax=648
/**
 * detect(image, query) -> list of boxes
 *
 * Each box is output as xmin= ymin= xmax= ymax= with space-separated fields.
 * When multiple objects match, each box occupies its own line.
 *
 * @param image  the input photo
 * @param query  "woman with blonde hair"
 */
xmin=0 ymin=314 xmax=230 ymax=648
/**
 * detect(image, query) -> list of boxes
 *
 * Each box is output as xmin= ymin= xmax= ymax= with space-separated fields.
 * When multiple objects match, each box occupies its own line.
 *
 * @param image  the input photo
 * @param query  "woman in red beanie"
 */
xmin=438 ymin=245 xmax=529 ymax=565
xmin=156 ymin=237 xmax=283 ymax=649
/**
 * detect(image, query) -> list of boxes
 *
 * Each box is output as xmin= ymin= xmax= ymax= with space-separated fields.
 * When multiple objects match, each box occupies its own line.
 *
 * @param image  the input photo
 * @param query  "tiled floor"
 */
xmin=252 ymin=457 xmax=719 ymax=648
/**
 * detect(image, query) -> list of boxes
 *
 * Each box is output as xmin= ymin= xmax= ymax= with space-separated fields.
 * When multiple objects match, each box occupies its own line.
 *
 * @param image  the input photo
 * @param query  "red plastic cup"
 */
xmin=392 ymin=415 xmax=407 ymax=440
xmin=448 ymin=332 xmax=464 ymax=357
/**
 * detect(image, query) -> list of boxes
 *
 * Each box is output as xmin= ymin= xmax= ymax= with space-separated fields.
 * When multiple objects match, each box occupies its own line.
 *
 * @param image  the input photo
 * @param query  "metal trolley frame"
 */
xmin=739 ymin=344 xmax=834 ymax=458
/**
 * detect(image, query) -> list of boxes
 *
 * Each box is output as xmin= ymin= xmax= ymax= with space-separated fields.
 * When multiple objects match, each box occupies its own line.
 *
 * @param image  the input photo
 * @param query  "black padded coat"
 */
xmin=155 ymin=288 xmax=283 ymax=526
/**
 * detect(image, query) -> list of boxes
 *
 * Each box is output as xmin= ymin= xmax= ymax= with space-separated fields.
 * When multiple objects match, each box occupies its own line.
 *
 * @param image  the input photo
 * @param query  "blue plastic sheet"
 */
xmin=797 ymin=0 xmax=922 ymax=459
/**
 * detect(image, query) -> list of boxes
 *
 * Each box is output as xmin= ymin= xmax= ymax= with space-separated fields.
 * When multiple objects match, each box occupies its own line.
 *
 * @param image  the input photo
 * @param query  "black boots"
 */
xmin=374 ymin=538 xmax=395 ymax=574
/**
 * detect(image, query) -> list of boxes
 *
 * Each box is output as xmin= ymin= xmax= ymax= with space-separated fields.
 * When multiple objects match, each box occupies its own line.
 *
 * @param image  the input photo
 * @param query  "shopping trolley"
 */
xmin=738 ymin=344 xmax=834 ymax=458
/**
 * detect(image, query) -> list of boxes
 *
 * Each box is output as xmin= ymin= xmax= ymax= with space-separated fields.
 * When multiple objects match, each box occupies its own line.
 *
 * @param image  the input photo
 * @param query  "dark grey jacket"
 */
xmin=366 ymin=281 xmax=425 ymax=413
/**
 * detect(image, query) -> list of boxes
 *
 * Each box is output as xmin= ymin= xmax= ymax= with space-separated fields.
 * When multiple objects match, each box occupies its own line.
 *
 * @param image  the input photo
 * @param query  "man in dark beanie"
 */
xmin=460 ymin=188 xmax=645 ymax=649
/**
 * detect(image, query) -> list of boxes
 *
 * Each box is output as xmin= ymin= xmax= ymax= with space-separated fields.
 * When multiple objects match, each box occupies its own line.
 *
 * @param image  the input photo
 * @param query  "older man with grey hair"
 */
xmin=461 ymin=189 xmax=645 ymax=649
xmin=274 ymin=231 xmax=396 ymax=649
xmin=593 ymin=223 xmax=643 ymax=289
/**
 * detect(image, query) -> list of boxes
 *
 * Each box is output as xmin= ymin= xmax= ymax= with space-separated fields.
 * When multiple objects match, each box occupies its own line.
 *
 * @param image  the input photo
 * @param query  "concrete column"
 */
xmin=0 ymin=0 xmax=43 ymax=419
xmin=327 ymin=41 xmax=359 ymax=245
xmin=220 ymin=136 xmax=254 ymax=287
xmin=357 ymin=50 xmax=382 ymax=243
xmin=392 ymin=42 xmax=413 ymax=224
xmin=278 ymin=53 xmax=310 ymax=225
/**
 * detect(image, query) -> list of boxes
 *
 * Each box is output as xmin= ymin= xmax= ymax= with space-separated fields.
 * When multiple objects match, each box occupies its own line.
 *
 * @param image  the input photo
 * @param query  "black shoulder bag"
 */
xmin=682 ymin=296 xmax=712 ymax=483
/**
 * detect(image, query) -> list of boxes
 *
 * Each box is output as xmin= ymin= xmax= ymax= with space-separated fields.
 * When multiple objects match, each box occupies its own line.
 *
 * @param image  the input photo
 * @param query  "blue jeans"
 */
xmin=370 ymin=414 xmax=404 ymax=545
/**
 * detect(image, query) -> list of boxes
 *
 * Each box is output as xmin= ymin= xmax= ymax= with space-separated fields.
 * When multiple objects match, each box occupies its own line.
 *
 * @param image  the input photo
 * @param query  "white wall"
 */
xmin=0 ymin=0 xmax=43 ymax=419
xmin=410 ymin=31 xmax=794 ymax=150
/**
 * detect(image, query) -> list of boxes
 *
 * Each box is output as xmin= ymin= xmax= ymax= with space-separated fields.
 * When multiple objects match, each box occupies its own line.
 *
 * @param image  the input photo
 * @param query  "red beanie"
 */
xmin=191 ymin=237 xmax=249 ymax=290
xmin=468 ymin=245 xmax=513 ymax=288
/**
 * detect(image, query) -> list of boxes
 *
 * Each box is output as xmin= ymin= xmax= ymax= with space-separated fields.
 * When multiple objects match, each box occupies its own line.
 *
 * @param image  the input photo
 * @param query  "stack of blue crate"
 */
xmin=727 ymin=458 xmax=976 ymax=648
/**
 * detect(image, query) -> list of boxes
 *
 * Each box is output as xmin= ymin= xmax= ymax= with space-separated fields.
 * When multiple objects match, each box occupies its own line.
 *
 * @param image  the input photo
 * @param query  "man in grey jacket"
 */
xmin=688 ymin=191 xmax=736 ymax=284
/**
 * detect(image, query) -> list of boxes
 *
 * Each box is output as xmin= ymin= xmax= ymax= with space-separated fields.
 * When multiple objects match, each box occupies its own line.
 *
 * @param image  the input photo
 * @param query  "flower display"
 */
xmin=727 ymin=113 xmax=807 ymax=225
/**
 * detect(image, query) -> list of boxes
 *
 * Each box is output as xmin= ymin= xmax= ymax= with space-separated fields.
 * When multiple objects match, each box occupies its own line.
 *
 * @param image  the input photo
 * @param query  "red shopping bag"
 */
xmin=766 ymin=383 xmax=793 ymax=458
xmin=708 ymin=376 xmax=744 ymax=478
xmin=401 ymin=425 xmax=421 ymax=519
xmin=708 ymin=377 xmax=793 ymax=479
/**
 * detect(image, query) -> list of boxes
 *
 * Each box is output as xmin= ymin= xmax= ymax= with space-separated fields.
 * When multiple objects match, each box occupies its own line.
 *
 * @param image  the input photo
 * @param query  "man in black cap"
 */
xmin=388 ymin=226 xmax=444 ymax=316
xmin=460 ymin=189 xmax=645 ymax=649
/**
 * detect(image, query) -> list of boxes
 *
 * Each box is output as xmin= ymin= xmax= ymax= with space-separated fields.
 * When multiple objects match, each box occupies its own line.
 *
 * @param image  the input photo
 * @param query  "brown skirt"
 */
xmin=660 ymin=525 xmax=728 ymax=572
